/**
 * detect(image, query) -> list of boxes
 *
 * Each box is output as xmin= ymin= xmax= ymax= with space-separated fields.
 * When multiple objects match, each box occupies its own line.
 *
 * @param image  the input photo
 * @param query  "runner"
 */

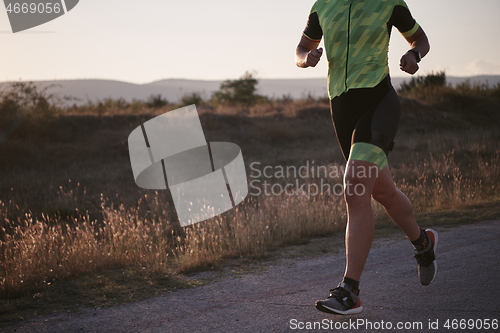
xmin=295 ymin=0 xmax=437 ymax=315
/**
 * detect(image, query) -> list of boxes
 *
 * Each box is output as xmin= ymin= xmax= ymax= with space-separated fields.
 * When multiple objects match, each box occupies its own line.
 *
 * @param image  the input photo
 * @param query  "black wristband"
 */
xmin=408 ymin=49 xmax=421 ymax=63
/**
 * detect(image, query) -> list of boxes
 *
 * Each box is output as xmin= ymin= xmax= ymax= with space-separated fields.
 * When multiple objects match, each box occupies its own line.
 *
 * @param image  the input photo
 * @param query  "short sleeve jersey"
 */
xmin=303 ymin=0 xmax=419 ymax=99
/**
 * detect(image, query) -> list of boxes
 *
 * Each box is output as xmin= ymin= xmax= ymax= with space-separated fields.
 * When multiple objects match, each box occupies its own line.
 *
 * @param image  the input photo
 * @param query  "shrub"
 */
xmin=211 ymin=71 xmax=265 ymax=106
xmin=146 ymin=94 xmax=168 ymax=108
xmin=398 ymin=71 xmax=447 ymax=93
xmin=180 ymin=92 xmax=204 ymax=107
xmin=0 ymin=81 xmax=59 ymax=138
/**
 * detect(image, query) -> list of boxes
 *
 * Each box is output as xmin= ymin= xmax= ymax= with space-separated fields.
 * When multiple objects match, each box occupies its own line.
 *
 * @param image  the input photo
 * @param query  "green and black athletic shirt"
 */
xmin=303 ymin=0 xmax=419 ymax=99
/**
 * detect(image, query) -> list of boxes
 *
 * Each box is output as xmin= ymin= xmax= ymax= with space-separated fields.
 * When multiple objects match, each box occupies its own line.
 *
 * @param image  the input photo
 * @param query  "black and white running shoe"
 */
xmin=315 ymin=282 xmax=363 ymax=315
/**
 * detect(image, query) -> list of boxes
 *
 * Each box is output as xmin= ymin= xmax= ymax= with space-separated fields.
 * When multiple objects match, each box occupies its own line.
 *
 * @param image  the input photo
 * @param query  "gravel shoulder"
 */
xmin=4 ymin=220 xmax=500 ymax=333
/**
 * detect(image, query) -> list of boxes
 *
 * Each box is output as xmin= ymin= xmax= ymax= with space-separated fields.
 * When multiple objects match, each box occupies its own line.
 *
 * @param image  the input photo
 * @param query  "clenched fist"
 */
xmin=305 ymin=48 xmax=323 ymax=68
xmin=400 ymin=51 xmax=419 ymax=75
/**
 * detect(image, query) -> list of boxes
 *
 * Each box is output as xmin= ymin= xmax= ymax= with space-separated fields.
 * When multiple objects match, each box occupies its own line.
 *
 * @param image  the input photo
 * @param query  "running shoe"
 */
xmin=414 ymin=228 xmax=438 ymax=286
xmin=315 ymin=282 xmax=363 ymax=315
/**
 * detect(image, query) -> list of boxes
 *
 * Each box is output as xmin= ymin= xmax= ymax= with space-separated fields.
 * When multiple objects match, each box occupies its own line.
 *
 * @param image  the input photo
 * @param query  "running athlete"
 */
xmin=295 ymin=0 xmax=437 ymax=315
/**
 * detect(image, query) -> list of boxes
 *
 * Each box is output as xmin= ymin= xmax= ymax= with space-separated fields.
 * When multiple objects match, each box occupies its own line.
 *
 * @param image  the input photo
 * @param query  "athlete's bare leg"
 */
xmin=343 ymin=161 xmax=421 ymax=281
xmin=372 ymin=166 xmax=421 ymax=241
xmin=343 ymin=160 xmax=378 ymax=281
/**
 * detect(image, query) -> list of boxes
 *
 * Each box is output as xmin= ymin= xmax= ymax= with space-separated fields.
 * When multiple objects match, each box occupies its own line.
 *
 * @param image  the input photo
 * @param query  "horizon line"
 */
xmin=2 ymin=73 xmax=500 ymax=86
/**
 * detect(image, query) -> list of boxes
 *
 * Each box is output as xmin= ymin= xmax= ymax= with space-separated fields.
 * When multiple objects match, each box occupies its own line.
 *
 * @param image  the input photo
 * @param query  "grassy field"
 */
xmin=1 ymin=79 xmax=499 ymax=322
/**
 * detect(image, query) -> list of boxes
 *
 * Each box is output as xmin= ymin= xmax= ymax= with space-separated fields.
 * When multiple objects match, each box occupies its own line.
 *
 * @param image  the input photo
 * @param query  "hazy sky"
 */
xmin=1 ymin=0 xmax=499 ymax=83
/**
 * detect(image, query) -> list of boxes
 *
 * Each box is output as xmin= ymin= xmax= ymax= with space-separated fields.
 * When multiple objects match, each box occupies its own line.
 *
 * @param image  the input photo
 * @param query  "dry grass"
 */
xmin=1 ymin=82 xmax=500 ymax=300
xmin=0 ymin=192 xmax=347 ymax=298
xmin=1 ymin=142 xmax=498 ymax=298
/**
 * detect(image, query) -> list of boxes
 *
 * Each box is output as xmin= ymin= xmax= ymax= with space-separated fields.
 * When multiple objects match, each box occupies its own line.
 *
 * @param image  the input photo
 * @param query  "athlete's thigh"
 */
xmin=330 ymin=98 xmax=367 ymax=160
xmin=371 ymin=88 xmax=401 ymax=153
xmin=330 ymin=83 xmax=388 ymax=159
xmin=352 ymin=87 xmax=400 ymax=154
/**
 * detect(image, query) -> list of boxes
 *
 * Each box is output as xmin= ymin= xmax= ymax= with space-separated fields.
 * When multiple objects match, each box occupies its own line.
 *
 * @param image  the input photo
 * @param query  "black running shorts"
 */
xmin=330 ymin=75 xmax=401 ymax=160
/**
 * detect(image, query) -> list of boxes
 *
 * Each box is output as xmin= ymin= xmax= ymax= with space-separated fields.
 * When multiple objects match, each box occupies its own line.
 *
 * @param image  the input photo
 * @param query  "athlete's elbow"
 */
xmin=420 ymin=33 xmax=430 ymax=56
xmin=422 ymin=41 xmax=430 ymax=59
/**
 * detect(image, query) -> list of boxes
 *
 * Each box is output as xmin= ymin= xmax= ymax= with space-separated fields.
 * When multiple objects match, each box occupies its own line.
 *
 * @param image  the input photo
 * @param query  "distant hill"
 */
xmin=1 ymin=75 xmax=499 ymax=105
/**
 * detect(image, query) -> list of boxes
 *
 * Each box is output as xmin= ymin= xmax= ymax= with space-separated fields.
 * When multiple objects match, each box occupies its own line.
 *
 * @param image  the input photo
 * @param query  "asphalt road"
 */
xmin=4 ymin=220 xmax=500 ymax=333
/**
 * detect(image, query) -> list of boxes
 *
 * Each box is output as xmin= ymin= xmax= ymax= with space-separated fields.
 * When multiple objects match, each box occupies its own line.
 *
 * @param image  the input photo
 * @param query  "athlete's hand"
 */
xmin=400 ymin=52 xmax=419 ymax=75
xmin=305 ymin=48 xmax=323 ymax=67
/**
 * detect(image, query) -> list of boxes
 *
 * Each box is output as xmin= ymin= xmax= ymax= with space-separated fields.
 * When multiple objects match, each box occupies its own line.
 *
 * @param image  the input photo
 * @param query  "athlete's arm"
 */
xmin=296 ymin=11 xmax=324 ymax=68
xmin=400 ymin=26 xmax=430 ymax=75
xmin=296 ymin=36 xmax=323 ymax=68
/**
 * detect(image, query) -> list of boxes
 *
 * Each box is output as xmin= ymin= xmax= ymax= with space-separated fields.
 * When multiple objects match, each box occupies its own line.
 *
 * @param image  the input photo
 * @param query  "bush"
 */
xmin=0 ymin=95 xmax=21 ymax=132
xmin=0 ymin=81 xmax=59 ymax=138
xmin=211 ymin=71 xmax=265 ymax=106
xmin=180 ymin=92 xmax=204 ymax=107
xmin=398 ymin=71 xmax=447 ymax=93
xmin=146 ymin=94 xmax=168 ymax=108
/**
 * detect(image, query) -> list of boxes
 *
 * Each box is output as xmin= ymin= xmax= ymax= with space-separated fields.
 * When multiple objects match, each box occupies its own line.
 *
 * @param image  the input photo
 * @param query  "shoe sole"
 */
xmin=422 ymin=228 xmax=438 ymax=285
xmin=315 ymin=302 xmax=363 ymax=315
